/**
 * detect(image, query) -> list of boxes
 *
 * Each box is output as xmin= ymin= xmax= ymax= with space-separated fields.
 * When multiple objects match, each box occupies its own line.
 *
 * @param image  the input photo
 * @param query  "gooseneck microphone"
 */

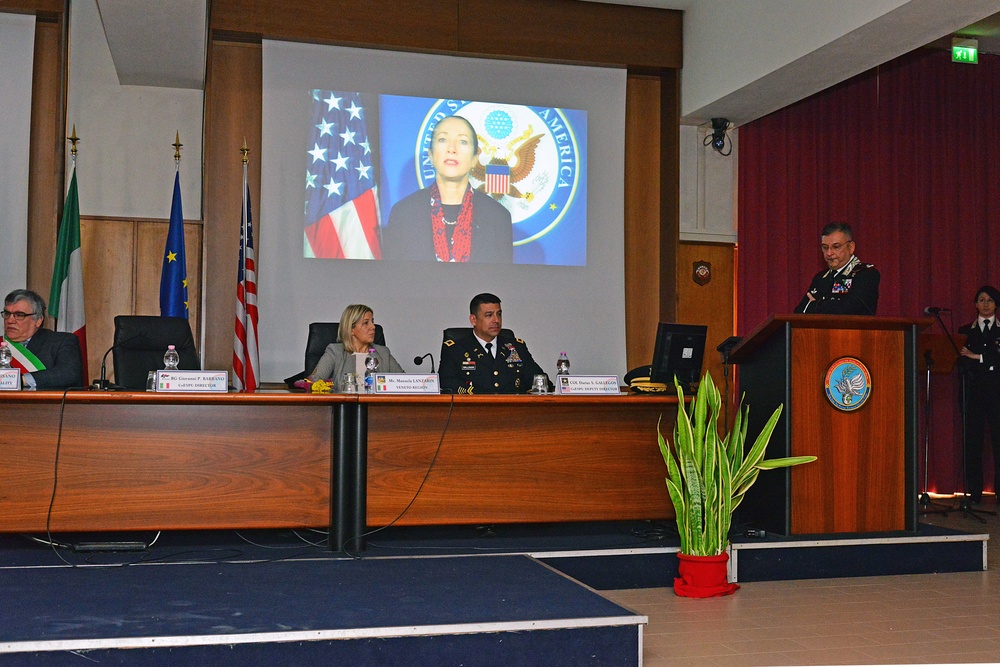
xmin=413 ymin=353 xmax=435 ymax=373
xmin=93 ymin=333 xmax=145 ymax=390
xmin=924 ymin=307 xmax=951 ymax=315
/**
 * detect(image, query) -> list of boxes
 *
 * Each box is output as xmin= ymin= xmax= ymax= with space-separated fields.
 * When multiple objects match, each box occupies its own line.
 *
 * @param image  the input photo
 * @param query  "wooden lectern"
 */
xmin=729 ymin=314 xmax=930 ymax=536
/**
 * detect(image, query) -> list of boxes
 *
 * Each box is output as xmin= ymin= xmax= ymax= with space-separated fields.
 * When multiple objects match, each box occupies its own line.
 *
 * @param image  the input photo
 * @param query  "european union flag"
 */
xmin=160 ymin=171 xmax=188 ymax=317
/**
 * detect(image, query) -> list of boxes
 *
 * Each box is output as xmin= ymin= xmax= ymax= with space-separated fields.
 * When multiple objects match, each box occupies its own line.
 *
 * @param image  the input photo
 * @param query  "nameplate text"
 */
xmin=374 ymin=373 xmax=440 ymax=394
xmin=0 ymin=369 xmax=21 ymax=391
xmin=555 ymin=375 xmax=621 ymax=395
xmin=156 ymin=370 xmax=229 ymax=393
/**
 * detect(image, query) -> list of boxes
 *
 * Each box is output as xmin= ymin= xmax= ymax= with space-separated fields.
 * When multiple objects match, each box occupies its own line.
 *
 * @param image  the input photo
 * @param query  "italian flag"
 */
xmin=49 ymin=167 xmax=88 ymax=380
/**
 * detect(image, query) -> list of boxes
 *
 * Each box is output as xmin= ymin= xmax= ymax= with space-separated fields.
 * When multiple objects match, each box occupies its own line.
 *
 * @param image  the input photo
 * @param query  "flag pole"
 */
xmin=233 ymin=138 xmax=260 ymax=392
xmin=68 ymin=124 xmax=79 ymax=168
xmin=49 ymin=125 xmax=89 ymax=380
xmin=160 ymin=132 xmax=189 ymax=318
xmin=241 ymin=138 xmax=249 ymax=298
xmin=173 ymin=131 xmax=182 ymax=171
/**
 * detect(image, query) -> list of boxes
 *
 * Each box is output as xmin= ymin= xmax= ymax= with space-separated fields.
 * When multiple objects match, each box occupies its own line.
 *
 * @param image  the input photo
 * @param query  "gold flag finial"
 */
xmin=241 ymin=137 xmax=249 ymax=165
xmin=68 ymin=125 xmax=80 ymax=159
xmin=173 ymin=131 xmax=183 ymax=163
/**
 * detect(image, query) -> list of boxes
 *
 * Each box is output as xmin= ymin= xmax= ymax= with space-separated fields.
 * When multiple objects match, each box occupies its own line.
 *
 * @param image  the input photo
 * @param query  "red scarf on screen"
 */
xmin=430 ymin=184 xmax=474 ymax=263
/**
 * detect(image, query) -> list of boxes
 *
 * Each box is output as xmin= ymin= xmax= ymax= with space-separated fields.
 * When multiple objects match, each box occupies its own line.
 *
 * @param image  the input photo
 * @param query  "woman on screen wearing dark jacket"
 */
xmin=383 ymin=115 xmax=512 ymax=263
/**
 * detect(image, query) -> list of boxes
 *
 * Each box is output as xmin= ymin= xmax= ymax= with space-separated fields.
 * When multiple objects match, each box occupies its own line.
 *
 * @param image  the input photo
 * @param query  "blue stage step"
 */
xmin=0 ymin=554 xmax=644 ymax=666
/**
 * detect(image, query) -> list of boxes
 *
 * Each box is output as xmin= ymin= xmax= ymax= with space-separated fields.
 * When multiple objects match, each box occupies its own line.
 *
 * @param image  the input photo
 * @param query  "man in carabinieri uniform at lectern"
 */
xmin=794 ymin=222 xmax=880 ymax=316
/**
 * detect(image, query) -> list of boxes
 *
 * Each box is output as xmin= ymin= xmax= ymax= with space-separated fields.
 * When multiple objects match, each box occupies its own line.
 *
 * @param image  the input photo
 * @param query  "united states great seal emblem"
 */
xmin=824 ymin=357 xmax=872 ymax=411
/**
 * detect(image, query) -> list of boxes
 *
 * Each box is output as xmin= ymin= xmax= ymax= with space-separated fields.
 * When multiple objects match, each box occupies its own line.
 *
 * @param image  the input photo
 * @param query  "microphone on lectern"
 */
xmin=413 ymin=353 xmax=435 ymax=373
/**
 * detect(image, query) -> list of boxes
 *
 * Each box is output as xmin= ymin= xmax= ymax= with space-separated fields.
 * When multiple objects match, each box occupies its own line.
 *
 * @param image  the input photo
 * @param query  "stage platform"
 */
xmin=0 ymin=521 xmax=986 ymax=665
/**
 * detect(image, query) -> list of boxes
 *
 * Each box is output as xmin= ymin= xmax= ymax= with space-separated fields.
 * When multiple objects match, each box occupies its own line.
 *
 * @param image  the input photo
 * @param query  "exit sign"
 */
xmin=952 ymin=38 xmax=979 ymax=64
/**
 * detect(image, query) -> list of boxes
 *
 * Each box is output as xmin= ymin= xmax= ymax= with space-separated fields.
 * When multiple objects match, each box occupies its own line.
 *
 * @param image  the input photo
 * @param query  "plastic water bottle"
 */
xmin=556 ymin=351 xmax=570 ymax=375
xmin=163 ymin=344 xmax=180 ymax=370
xmin=0 ymin=341 xmax=11 ymax=368
xmin=364 ymin=347 xmax=379 ymax=394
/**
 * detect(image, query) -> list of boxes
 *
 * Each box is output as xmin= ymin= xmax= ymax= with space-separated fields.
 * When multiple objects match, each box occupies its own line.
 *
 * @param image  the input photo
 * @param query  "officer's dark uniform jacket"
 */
xmin=439 ymin=330 xmax=546 ymax=394
xmin=794 ymin=256 xmax=880 ymax=315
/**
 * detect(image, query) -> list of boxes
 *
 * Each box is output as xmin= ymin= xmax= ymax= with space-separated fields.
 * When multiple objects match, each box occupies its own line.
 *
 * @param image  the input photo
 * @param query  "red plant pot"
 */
xmin=674 ymin=552 xmax=740 ymax=598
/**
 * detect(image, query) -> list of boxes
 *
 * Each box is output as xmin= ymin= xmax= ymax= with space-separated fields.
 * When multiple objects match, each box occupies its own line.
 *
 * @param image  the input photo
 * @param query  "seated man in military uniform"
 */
xmin=440 ymin=293 xmax=548 ymax=394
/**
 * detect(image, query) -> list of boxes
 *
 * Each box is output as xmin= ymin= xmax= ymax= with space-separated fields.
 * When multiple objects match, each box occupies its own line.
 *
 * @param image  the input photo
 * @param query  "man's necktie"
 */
xmin=486 ymin=342 xmax=493 ymax=357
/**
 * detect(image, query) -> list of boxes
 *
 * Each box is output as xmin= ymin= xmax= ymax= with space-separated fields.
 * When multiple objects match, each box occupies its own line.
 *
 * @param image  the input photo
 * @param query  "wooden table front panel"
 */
xmin=365 ymin=395 xmax=677 ymax=525
xmin=789 ymin=328 xmax=906 ymax=533
xmin=0 ymin=397 xmax=333 ymax=532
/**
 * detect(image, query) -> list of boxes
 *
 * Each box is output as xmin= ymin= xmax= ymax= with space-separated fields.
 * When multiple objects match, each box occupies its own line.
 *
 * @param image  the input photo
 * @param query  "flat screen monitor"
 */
xmin=650 ymin=323 xmax=707 ymax=391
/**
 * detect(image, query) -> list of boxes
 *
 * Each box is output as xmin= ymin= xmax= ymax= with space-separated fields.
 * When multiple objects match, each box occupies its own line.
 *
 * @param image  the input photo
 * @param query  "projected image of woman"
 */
xmin=383 ymin=116 xmax=513 ymax=263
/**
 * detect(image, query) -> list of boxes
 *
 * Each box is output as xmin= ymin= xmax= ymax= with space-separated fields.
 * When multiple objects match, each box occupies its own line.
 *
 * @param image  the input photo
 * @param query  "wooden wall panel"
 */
xmin=209 ymin=0 xmax=681 ymax=69
xmin=0 ymin=0 xmax=61 ymax=15
xmin=135 ymin=221 xmax=202 ymax=333
xmin=624 ymin=75 xmax=661 ymax=372
xmin=80 ymin=218 xmax=134 ymax=380
xmin=211 ymin=0 xmax=458 ymax=52
xmin=77 ymin=217 xmax=202 ymax=382
xmin=658 ymin=69 xmax=680 ymax=325
xmin=203 ymin=39 xmax=262 ymax=372
xmin=458 ymin=0 xmax=681 ymax=68
xmin=676 ymin=241 xmax=735 ymax=388
xmin=25 ymin=11 xmax=65 ymax=302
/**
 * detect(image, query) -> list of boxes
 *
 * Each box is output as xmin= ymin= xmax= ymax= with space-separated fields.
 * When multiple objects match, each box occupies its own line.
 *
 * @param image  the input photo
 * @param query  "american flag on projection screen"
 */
xmin=303 ymin=90 xmax=382 ymax=259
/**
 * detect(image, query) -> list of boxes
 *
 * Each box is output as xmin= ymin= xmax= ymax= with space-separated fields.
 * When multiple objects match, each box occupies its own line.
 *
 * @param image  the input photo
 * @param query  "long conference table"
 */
xmin=0 ymin=390 xmax=679 ymax=551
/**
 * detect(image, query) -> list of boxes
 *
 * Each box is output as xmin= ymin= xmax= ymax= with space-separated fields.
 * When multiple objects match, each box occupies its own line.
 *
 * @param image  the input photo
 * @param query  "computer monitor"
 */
xmin=650 ymin=323 xmax=707 ymax=392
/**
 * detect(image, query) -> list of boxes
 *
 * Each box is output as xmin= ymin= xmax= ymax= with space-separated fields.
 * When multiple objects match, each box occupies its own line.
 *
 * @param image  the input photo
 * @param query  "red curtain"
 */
xmin=738 ymin=49 xmax=1000 ymax=493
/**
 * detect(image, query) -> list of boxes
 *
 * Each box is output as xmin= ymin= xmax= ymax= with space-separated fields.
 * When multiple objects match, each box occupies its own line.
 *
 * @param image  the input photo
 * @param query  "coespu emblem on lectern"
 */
xmin=824 ymin=357 xmax=871 ymax=411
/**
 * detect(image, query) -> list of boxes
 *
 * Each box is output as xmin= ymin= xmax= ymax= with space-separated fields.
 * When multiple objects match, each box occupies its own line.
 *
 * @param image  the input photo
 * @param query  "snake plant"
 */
xmin=658 ymin=372 xmax=816 ymax=556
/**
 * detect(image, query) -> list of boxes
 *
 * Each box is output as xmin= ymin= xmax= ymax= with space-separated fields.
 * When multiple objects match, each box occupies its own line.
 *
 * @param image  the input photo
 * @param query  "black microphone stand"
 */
xmin=91 ymin=332 xmax=145 ymax=391
xmin=91 ymin=344 xmax=118 ymax=390
xmin=934 ymin=310 xmax=995 ymax=522
xmin=918 ymin=348 xmax=949 ymax=515
xmin=413 ymin=353 xmax=436 ymax=373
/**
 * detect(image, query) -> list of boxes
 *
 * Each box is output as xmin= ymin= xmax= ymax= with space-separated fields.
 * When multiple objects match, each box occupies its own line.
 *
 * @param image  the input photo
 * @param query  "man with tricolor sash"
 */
xmin=2 ymin=290 xmax=83 ymax=390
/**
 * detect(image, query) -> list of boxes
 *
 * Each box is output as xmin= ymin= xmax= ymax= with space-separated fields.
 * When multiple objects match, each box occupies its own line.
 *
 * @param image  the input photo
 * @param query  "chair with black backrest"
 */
xmin=284 ymin=322 xmax=386 ymax=388
xmin=113 ymin=315 xmax=200 ymax=390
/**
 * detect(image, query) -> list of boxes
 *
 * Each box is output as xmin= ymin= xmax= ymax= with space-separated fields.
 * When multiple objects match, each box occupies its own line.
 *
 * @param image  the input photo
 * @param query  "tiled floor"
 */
xmin=602 ymin=498 xmax=1000 ymax=666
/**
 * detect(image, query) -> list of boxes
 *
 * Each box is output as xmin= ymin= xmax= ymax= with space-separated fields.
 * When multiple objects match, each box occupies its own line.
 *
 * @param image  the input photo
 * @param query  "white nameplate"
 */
xmin=374 ymin=373 xmax=440 ymax=394
xmin=0 ymin=368 xmax=21 ymax=391
xmin=555 ymin=375 xmax=621 ymax=395
xmin=155 ymin=370 xmax=229 ymax=393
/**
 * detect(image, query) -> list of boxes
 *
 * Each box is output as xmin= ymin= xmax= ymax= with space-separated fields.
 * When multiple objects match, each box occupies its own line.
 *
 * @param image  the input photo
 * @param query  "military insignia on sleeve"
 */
xmin=444 ymin=339 xmax=455 ymax=347
xmin=825 ymin=357 xmax=871 ymax=411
